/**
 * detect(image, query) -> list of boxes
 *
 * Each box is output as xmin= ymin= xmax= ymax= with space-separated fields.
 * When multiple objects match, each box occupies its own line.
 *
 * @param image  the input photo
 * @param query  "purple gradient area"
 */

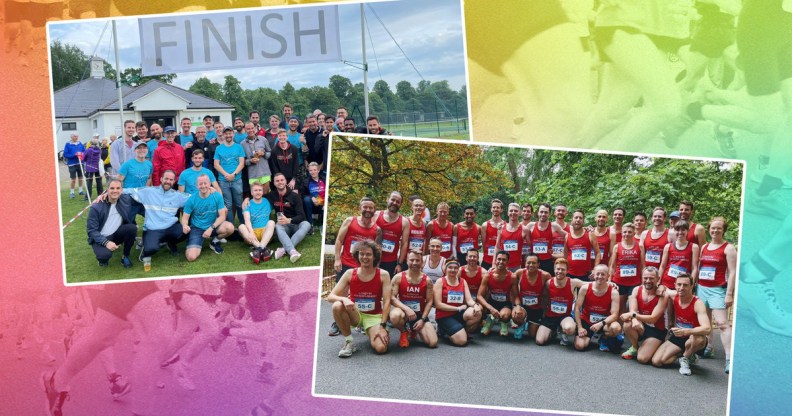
xmin=0 ymin=271 xmax=552 ymax=416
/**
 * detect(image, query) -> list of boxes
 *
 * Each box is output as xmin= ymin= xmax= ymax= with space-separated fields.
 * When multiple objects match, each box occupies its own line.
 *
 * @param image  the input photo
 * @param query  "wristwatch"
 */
xmin=379 ymin=322 xmax=387 ymax=328
xmin=632 ymin=312 xmax=637 ymax=319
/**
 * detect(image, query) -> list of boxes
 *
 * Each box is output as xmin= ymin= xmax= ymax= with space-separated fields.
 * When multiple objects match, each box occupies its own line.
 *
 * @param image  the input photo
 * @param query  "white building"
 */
xmin=54 ymin=57 xmax=234 ymax=151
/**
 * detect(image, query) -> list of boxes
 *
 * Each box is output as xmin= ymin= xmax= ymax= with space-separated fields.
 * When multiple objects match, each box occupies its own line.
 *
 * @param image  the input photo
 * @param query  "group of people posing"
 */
xmin=327 ymin=193 xmax=736 ymax=377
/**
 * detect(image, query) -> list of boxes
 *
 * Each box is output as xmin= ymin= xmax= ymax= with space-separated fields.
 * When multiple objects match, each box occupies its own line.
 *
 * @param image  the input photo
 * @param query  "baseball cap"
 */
xmin=135 ymin=142 xmax=148 ymax=149
xmin=223 ymin=126 xmax=234 ymax=132
xmin=164 ymin=126 xmax=176 ymax=133
xmin=669 ymin=211 xmax=680 ymax=219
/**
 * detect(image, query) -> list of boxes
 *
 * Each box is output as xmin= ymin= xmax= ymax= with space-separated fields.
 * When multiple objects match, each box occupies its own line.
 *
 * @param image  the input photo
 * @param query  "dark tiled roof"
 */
xmin=54 ymin=78 xmax=233 ymax=118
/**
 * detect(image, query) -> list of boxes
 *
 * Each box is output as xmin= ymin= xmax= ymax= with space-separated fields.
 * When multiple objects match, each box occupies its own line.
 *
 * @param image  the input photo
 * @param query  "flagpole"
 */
xmin=360 ymin=4 xmax=370 ymax=128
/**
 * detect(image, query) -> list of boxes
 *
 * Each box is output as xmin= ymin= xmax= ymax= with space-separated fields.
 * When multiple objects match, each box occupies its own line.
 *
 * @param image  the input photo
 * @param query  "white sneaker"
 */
xmin=679 ymin=356 xmax=691 ymax=376
xmin=274 ymin=247 xmax=286 ymax=260
xmin=289 ymin=250 xmax=301 ymax=263
xmin=559 ymin=332 xmax=569 ymax=346
xmin=338 ymin=340 xmax=356 ymax=358
xmin=739 ymin=276 xmax=792 ymax=337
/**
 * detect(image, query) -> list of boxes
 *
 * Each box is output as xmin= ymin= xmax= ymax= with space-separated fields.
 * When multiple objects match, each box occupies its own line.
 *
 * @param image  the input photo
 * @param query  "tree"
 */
xmin=222 ymin=75 xmax=250 ymax=118
xmin=119 ymin=67 xmax=177 ymax=87
xmin=50 ymin=41 xmax=91 ymax=91
xmin=326 ymin=137 xmax=507 ymax=240
xmin=395 ymin=80 xmax=416 ymax=103
xmin=329 ymin=75 xmax=354 ymax=103
xmin=189 ymin=77 xmax=224 ymax=101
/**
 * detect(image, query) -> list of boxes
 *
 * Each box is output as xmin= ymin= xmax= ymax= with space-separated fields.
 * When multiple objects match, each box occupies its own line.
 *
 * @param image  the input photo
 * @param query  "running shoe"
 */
xmin=621 ymin=346 xmax=638 ymax=360
xmin=259 ymin=248 xmax=273 ymax=262
xmin=42 ymin=371 xmax=69 ymax=416
xmin=79 ymin=190 xmax=85 ymax=195
xmin=121 ymin=256 xmax=132 ymax=268
xmin=289 ymin=250 xmax=301 ymax=263
xmin=745 ymin=189 xmax=787 ymax=221
xmin=499 ymin=322 xmax=509 ymax=337
xmin=480 ymin=316 xmax=492 ymax=336
xmin=399 ymin=331 xmax=410 ymax=348
xmin=274 ymin=247 xmax=286 ymax=260
xmin=98 ymin=261 xmax=109 ymax=267
xmin=513 ymin=323 xmax=525 ymax=340
xmin=167 ymin=242 xmax=179 ymax=256
xmin=250 ymin=247 xmax=262 ymax=264
xmin=135 ymin=237 xmax=143 ymax=250
xmin=689 ymin=352 xmax=698 ymax=366
xmin=69 ymin=192 xmax=75 ymax=199
xmin=338 ymin=340 xmax=356 ymax=358
xmin=702 ymin=346 xmax=715 ymax=358
xmin=328 ymin=322 xmax=340 ymax=337
xmin=559 ymin=332 xmax=570 ymax=346
xmin=713 ymin=125 xmax=737 ymax=159
xmin=210 ymin=241 xmax=224 ymax=254
xmin=598 ymin=338 xmax=609 ymax=352
xmin=108 ymin=373 xmax=131 ymax=400
xmin=679 ymin=356 xmax=692 ymax=376
xmin=738 ymin=272 xmax=792 ymax=336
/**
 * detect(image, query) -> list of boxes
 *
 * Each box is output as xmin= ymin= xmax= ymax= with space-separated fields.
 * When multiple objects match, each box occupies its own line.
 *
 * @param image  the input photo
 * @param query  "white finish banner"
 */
xmin=139 ymin=6 xmax=341 ymax=76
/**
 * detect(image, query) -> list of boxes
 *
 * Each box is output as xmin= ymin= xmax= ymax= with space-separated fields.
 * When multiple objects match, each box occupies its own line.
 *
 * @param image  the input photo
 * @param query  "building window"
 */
xmin=92 ymin=120 xmax=98 ymax=129
xmin=62 ymin=122 xmax=77 ymax=131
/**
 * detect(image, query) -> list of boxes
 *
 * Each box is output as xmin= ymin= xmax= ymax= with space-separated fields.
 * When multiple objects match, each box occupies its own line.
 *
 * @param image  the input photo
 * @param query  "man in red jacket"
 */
xmin=152 ymin=126 xmax=185 ymax=186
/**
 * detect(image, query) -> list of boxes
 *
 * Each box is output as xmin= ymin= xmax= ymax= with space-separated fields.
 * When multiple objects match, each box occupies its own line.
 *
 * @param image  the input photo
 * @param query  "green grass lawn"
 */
xmin=385 ymin=119 xmax=469 ymax=140
xmin=60 ymin=188 xmax=322 ymax=283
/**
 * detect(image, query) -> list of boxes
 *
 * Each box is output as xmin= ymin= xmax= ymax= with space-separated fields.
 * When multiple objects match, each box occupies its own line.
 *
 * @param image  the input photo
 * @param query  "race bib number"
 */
xmin=441 ymin=241 xmax=451 ymax=252
xmin=404 ymin=300 xmax=421 ymax=312
xmin=522 ymin=295 xmax=538 ymax=306
xmin=699 ymin=266 xmax=716 ymax=281
xmin=350 ymin=240 xmax=357 ymax=253
xmin=522 ymin=244 xmax=530 ymax=255
xmin=571 ymin=248 xmax=587 ymax=261
xmin=668 ymin=264 xmax=687 ymax=278
xmin=620 ymin=265 xmax=637 ymax=277
xmin=646 ymin=250 xmax=661 ymax=264
xmin=447 ymin=290 xmax=464 ymax=304
xmin=550 ymin=301 xmax=568 ymax=314
xmin=355 ymin=298 xmax=375 ymax=312
xmin=459 ymin=242 xmax=474 ymax=254
xmin=589 ymin=312 xmax=606 ymax=323
xmin=487 ymin=246 xmax=495 ymax=256
xmin=677 ymin=321 xmax=693 ymax=329
xmin=552 ymin=244 xmax=564 ymax=255
xmin=381 ymin=239 xmax=395 ymax=253
xmin=533 ymin=242 xmax=548 ymax=254
xmin=409 ymin=238 xmax=423 ymax=251
xmin=503 ymin=240 xmax=518 ymax=252
xmin=491 ymin=292 xmax=507 ymax=302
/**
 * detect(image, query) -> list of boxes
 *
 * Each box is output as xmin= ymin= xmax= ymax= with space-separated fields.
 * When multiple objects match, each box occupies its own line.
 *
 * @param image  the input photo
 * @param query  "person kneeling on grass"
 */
xmin=326 ymin=239 xmax=391 ymax=358
xmin=181 ymin=174 xmax=234 ymax=261
xmin=239 ymin=182 xmax=276 ymax=263
xmin=86 ymin=178 xmax=137 ymax=268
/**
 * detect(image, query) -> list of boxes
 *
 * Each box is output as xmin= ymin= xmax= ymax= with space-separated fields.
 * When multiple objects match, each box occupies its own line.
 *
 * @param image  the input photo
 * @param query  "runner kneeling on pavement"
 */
xmin=433 ymin=258 xmax=482 ymax=346
xmin=326 ymin=239 xmax=391 ymax=358
xmin=619 ymin=266 xmax=668 ymax=363
xmin=389 ymin=250 xmax=438 ymax=349
xmin=651 ymin=273 xmax=711 ymax=376
xmin=574 ymin=264 xmax=622 ymax=352
xmin=511 ymin=255 xmax=551 ymax=340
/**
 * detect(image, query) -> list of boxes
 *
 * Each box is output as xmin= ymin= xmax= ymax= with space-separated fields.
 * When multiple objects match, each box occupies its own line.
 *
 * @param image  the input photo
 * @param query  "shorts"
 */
xmin=253 ymin=227 xmax=270 ymax=241
xmin=669 ymin=335 xmax=708 ymax=352
xmin=356 ymin=311 xmax=383 ymax=332
xmin=90 ymin=282 xmax=159 ymax=320
xmin=249 ymin=175 xmax=271 ymax=185
xmin=68 ymin=164 xmax=84 ymax=179
xmin=538 ymin=258 xmax=555 ymax=275
xmin=379 ymin=260 xmax=398 ymax=277
xmin=618 ymin=284 xmax=638 ymax=297
xmin=336 ymin=264 xmax=353 ymax=283
xmin=697 ymin=285 xmax=727 ymax=309
xmin=436 ymin=312 xmax=466 ymax=336
xmin=186 ymin=227 xmax=218 ymax=249
xmin=540 ymin=315 xmax=566 ymax=331
xmin=580 ymin=320 xmax=603 ymax=338
xmin=519 ymin=307 xmax=543 ymax=325
xmin=488 ymin=299 xmax=511 ymax=312
xmin=568 ymin=273 xmax=590 ymax=281
xmin=639 ymin=324 xmax=668 ymax=342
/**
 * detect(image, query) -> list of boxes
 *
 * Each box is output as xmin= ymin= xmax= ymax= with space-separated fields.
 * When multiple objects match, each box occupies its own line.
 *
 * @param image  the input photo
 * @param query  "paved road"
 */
xmin=314 ymin=301 xmax=730 ymax=416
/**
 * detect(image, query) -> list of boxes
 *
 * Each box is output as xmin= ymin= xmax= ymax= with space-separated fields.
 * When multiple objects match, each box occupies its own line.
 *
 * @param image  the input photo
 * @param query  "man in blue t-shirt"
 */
xmin=233 ymin=117 xmax=247 ymax=144
xmin=178 ymin=117 xmax=194 ymax=145
xmin=146 ymin=123 xmax=162 ymax=161
xmin=63 ymin=133 xmax=86 ymax=199
xmin=181 ymin=174 xmax=234 ymax=260
xmin=178 ymin=149 xmax=221 ymax=195
xmin=202 ymin=115 xmax=217 ymax=141
xmin=239 ymin=182 xmax=276 ymax=262
xmin=117 ymin=142 xmax=153 ymax=219
xmin=214 ymin=127 xmax=246 ymax=224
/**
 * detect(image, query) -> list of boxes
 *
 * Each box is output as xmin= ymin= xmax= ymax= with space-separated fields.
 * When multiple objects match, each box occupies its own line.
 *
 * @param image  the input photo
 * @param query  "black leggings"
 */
xmin=85 ymin=171 xmax=103 ymax=198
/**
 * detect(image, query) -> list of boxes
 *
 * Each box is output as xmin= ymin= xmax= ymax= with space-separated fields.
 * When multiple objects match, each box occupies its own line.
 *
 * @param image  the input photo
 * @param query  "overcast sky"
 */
xmin=48 ymin=0 xmax=467 ymax=92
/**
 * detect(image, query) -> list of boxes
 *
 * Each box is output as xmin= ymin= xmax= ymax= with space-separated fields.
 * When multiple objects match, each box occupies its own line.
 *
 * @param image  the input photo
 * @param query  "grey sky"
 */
xmin=48 ymin=0 xmax=467 ymax=92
